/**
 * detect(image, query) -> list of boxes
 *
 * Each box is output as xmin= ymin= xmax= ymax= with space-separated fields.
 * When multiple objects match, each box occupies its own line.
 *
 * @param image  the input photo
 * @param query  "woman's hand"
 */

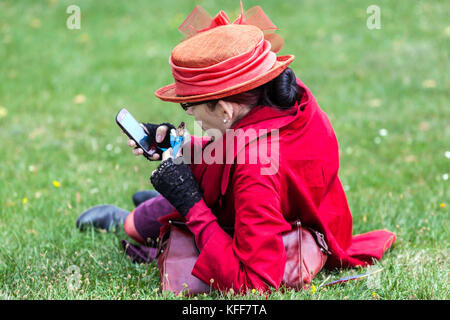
xmin=125 ymin=123 xmax=175 ymax=161
xmin=150 ymin=158 xmax=202 ymax=217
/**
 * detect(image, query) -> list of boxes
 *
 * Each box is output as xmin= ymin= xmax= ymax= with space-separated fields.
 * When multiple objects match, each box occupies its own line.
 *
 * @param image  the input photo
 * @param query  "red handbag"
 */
xmin=157 ymin=220 xmax=330 ymax=295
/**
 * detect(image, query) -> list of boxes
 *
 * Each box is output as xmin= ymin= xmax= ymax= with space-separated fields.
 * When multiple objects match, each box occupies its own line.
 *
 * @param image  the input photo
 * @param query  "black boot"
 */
xmin=76 ymin=205 xmax=129 ymax=232
xmin=132 ymin=190 xmax=160 ymax=207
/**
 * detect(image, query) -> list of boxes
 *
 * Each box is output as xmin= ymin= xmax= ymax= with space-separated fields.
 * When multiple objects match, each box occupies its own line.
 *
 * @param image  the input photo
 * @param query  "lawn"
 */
xmin=0 ymin=0 xmax=448 ymax=300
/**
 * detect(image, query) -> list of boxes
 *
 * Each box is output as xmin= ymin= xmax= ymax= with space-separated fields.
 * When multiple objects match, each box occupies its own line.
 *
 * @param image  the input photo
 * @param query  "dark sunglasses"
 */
xmin=180 ymin=100 xmax=217 ymax=111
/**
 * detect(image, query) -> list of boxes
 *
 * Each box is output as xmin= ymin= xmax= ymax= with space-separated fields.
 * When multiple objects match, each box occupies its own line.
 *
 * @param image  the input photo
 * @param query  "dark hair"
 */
xmin=207 ymin=67 xmax=302 ymax=110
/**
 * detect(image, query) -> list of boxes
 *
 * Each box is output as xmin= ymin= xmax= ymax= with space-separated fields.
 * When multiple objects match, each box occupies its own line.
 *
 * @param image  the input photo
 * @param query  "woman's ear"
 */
xmin=216 ymin=100 xmax=234 ymax=123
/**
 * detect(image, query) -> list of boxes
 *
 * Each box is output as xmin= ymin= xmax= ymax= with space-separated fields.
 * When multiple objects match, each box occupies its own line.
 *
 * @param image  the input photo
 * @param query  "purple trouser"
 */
xmin=133 ymin=194 xmax=174 ymax=243
xmin=121 ymin=194 xmax=174 ymax=264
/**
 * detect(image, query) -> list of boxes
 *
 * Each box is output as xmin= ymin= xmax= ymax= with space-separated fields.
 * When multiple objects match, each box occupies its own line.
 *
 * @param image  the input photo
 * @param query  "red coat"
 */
xmin=159 ymin=79 xmax=396 ymax=292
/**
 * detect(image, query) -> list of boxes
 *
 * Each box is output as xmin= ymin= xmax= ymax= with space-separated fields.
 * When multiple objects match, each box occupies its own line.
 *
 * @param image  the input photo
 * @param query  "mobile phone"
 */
xmin=116 ymin=108 xmax=157 ymax=159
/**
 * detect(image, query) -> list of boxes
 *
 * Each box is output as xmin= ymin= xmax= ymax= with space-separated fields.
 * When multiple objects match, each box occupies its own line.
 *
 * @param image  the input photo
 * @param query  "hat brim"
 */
xmin=154 ymin=55 xmax=295 ymax=103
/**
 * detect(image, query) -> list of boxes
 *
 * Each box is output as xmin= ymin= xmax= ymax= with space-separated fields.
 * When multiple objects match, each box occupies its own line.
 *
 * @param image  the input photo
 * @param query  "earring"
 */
xmin=223 ymin=119 xmax=228 ymax=123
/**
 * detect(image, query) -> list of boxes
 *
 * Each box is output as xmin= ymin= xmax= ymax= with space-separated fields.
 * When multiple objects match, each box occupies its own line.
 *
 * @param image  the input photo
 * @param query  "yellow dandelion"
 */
xmin=30 ymin=18 xmax=41 ymax=29
xmin=404 ymin=155 xmax=417 ymax=163
xmin=74 ymin=94 xmax=86 ymax=104
xmin=444 ymin=26 xmax=450 ymax=37
xmin=418 ymin=121 xmax=430 ymax=131
xmin=422 ymin=79 xmax=436 ymax=89
xmin=368 ymin=98 xmax=382 ymax=108
xmin=22 ymin=198 xmax=28 ymax=204
xmin=251 ymin=288 xmax=256 ymax=294
xmin=52 ymin=180 xmax=61 ymax=188
xmin=311 ymin=284 xmax=317 ymax=293
xmin=0 ymin=106 xmax=8 ymax=118
xmin=78 ymin=33 xmax=90 ymax=43
xmin=440 ymin=203 xmax=446 ymax=208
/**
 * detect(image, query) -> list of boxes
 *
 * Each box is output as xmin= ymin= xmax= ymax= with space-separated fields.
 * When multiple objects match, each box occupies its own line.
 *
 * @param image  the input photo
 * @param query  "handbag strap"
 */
xmin=294 ymin=220 xmax=303 ymax=290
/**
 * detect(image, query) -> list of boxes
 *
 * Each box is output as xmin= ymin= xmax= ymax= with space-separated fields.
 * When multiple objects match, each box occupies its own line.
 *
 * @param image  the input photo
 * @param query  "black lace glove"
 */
xmin=142 ymin=123 xmax=176 ymax=159
xmin=150 ymin=158 xmax=203 ymax=217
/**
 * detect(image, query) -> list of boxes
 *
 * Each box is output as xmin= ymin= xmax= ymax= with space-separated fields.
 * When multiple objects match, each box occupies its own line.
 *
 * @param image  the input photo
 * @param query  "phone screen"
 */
xmin=116 ymin=109 xmax=151 ymax=152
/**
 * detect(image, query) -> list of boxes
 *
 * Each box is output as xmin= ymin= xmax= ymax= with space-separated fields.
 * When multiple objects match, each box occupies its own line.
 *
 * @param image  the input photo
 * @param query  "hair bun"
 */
xmin=272 ymin=68 xmax=299 ymax=109
xmin=225 ymin=67 xmax=301 ymax=110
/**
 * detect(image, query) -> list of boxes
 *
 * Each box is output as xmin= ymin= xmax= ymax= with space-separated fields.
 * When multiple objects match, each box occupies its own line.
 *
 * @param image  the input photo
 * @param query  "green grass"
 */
xmin=0 ymin=0 xmax=448 ymax=299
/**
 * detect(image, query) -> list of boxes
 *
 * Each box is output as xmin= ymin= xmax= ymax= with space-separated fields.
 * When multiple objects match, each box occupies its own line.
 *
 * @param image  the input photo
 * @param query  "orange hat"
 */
xmin=155 ymin=3 xmax=295 ymax=103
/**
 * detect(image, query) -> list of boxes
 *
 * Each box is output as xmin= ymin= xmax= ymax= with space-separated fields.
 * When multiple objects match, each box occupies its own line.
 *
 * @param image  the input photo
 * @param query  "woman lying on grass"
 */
xmin=76 ymin=4 xmax=396 ymax=294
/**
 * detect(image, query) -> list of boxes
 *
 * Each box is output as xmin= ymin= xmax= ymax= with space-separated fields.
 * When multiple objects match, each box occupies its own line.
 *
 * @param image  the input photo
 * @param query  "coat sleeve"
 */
xmin=185 ymin=160 xmax=292 ymax=293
